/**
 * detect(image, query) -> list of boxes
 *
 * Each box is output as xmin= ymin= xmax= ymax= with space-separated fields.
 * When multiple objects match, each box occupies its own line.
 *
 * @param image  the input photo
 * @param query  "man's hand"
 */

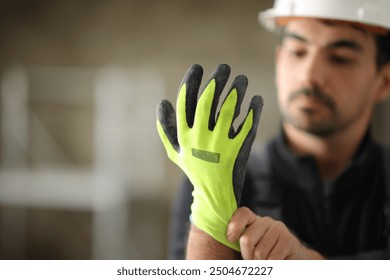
xmin=157 ymin=64 xmax=263 ymax=251
xmin=227 ymin=207 xmax=325 ymax=260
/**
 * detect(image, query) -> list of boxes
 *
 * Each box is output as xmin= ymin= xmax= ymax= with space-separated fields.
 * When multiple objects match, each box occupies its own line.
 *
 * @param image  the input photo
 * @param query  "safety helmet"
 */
xmin=259 ymin=0 xmax=390 ymax=35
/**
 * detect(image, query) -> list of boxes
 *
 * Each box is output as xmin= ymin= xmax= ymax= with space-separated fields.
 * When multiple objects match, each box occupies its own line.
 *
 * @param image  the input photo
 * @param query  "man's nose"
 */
xmin=298 ymin=52 xmax=326 ymax=88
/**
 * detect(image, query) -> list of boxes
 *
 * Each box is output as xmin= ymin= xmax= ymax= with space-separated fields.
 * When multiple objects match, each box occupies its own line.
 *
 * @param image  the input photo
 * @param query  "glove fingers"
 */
xmin=194 ymin=64 xmax=230 ymax=130
xmin=233 ymin=95 xmax=263 ymax=206
xmin=235 ymin=95 xmax=263 ymax=140
xmin=178 ymin=64 xmax=203 ymax=129
xmin=248 ymin=95 xmax=264 ymax=137
xmin=215 ymin=75 xmax=248 ymax=137
xmin=156 ymin=100 xmax=180 ymax=160
xmin=226 ymin=74 xmax=247 ymax=121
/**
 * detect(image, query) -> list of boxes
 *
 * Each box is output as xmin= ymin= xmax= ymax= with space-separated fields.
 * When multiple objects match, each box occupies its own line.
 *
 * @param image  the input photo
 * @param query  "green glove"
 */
xmin=156 ymin=64 xmax=263 ymax=251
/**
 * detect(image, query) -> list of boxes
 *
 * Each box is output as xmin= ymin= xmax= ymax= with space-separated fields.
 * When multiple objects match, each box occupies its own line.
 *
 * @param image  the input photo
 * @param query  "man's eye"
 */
xmin=289 ymin=49 xmax=306 ymax=58
xmin=330 ymin=55 xmax=354 ymax=65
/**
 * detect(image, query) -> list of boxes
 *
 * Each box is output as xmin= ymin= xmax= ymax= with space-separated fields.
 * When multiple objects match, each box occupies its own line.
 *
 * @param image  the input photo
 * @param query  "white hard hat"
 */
xmin=259 ymin=0 xmax=390 ymax=34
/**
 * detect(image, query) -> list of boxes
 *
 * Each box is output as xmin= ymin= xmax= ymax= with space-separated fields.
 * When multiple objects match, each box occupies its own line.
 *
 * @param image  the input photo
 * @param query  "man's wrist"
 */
xmin=186 ymin=224 xmax=239 ymax=259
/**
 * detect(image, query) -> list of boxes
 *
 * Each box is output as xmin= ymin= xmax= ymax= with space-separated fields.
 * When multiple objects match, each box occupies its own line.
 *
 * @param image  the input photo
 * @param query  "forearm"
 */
xmin=186 ymin=224 xmax=325 ymax=260
xmin=186 ymin=224 xmax=239 ymax=259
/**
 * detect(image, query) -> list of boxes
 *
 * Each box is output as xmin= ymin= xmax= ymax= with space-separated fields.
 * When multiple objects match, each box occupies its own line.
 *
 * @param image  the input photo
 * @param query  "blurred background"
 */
xmin=0 ymin=0 xmax=388 ymax=259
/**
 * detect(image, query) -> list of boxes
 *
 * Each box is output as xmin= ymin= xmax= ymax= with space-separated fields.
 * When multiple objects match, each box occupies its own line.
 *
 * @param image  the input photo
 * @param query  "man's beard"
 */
xmin=282 ymin=86 xmax=339 ymax=137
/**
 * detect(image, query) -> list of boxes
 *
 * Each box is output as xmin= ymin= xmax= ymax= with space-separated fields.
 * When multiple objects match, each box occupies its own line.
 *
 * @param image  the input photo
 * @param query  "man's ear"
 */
xmin=375 ymin=63 xmax=390 ymax=103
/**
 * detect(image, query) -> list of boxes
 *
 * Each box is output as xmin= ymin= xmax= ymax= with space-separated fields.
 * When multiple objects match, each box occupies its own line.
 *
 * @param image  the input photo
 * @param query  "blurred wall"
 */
xmin=0 ymin=0 xmax=388 ymax=260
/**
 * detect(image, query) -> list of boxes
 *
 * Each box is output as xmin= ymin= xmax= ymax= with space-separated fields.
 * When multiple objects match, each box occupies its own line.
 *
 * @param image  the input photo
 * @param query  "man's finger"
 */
xmin=226 ymin=207 xmax=257 ymax=243
xmin=239 ymin=216 xmax=273 ymax=260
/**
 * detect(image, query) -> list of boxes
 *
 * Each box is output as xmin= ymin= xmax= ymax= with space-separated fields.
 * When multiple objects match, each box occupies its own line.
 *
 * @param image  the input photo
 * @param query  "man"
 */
xmin=161 ymin=0 xmax=390 ymax=259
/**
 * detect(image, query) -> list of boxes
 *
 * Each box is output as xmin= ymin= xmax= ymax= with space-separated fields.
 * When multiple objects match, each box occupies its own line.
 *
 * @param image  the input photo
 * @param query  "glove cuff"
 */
xmin=190 ymin=205 xmax=240 ymax=252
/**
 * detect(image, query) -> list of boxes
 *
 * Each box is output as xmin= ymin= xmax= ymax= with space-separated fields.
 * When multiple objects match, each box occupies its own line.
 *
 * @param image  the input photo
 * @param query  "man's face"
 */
xmin=276 ymin=18 xmax=383 ymax=137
